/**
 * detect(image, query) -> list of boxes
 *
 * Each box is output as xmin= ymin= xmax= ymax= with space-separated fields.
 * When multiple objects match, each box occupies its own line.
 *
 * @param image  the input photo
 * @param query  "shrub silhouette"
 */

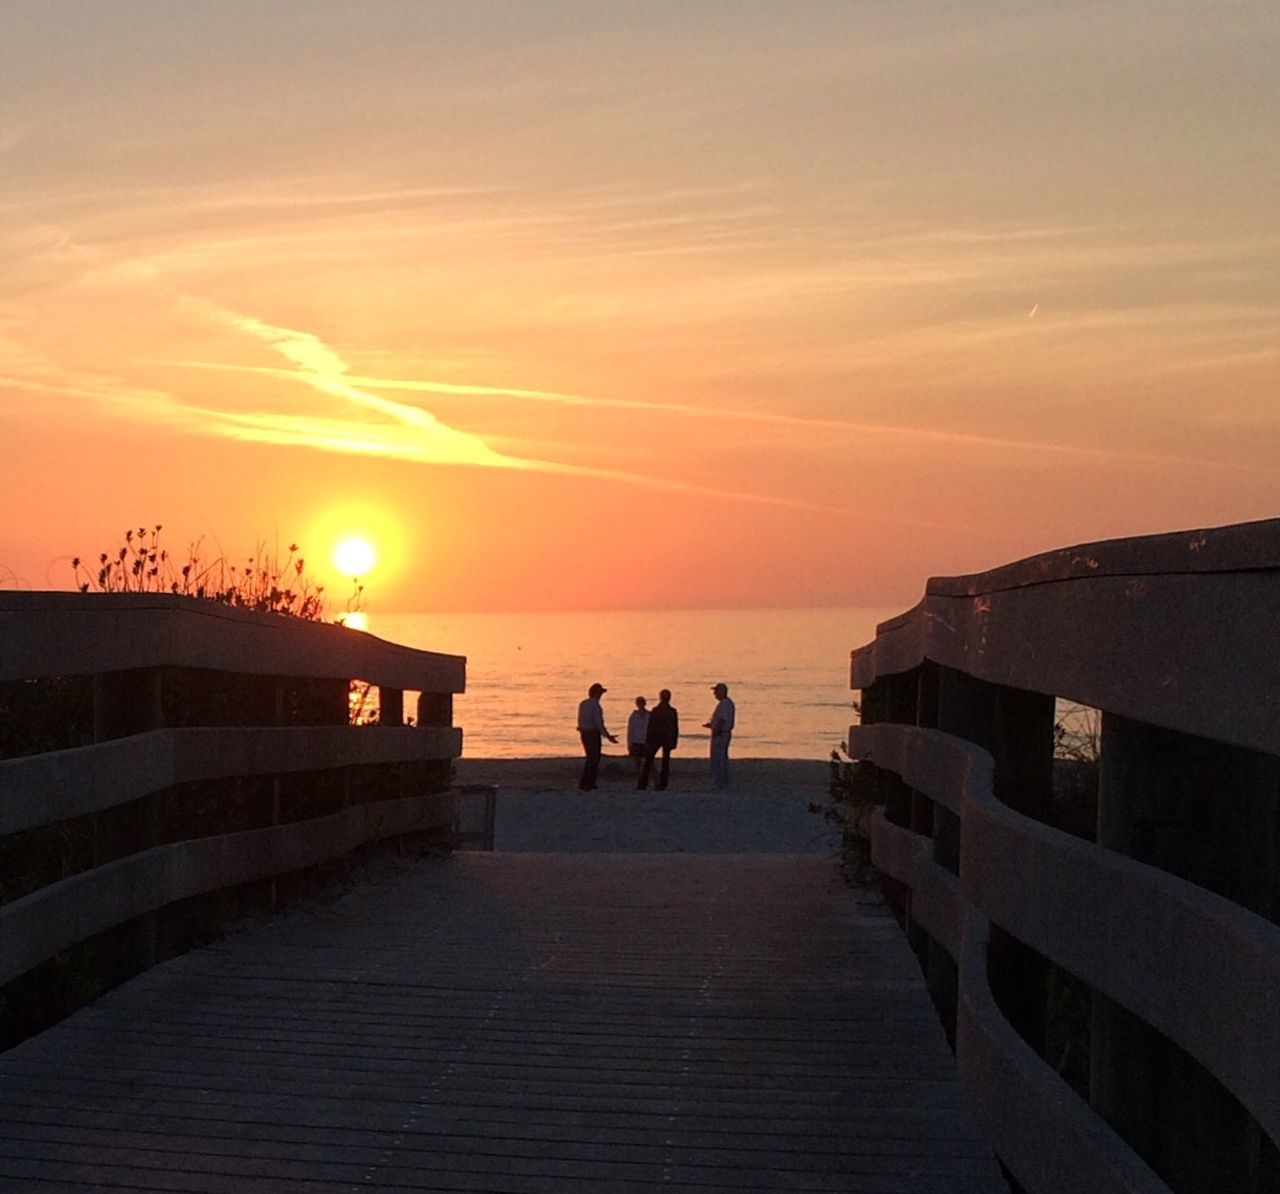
xmin=71 ymin=524 xmax=334 ymax=620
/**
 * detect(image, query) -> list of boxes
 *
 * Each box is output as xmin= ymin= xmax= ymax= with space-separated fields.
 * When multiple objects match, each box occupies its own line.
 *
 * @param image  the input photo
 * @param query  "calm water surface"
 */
xmin=372 ymin=606 xmax=898 ymax=760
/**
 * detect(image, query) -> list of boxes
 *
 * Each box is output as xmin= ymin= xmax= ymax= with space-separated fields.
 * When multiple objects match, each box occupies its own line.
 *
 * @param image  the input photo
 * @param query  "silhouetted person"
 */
xmin=638 ymin=689 xmax=679 ymax=791
xmin=704 ymin=682 xmax=735 ymax=788
xmin=626 ymin=696 xmax=650 ymax=777
xmin=577 ymin=682 xmax=616 ymax=791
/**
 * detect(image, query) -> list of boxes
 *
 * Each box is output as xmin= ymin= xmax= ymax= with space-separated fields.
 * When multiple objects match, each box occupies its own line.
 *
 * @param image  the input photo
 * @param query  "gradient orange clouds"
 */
xmin=2 ymin=2 xmax=1277 ymax=611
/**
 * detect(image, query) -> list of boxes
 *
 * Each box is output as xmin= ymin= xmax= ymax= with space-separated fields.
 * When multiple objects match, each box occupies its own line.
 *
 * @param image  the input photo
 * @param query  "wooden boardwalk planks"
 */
xmin=0 ymin=853 xmax=1005 ymax=1192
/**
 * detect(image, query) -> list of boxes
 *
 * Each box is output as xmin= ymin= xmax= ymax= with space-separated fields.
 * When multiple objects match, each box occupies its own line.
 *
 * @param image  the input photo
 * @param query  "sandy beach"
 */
xmin=452 ymin=755 xmax=840 ymax=855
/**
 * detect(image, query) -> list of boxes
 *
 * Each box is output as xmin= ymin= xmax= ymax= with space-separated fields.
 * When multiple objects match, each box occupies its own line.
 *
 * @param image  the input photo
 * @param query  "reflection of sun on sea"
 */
xmin=333 ymin=536 xmax=375 ymax=632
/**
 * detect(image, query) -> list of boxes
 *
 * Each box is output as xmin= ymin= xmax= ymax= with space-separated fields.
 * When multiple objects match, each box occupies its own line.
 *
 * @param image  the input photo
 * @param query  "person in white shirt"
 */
xmin=704 ymin=682 xmax=736 ymax=788
xmin=576 ymin=682 xmax=617 ymax=791
xmin=626 ymin=696 xmax=650 ymax=777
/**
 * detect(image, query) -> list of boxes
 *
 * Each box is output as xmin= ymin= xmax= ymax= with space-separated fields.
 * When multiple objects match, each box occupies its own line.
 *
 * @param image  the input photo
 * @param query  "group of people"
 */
xmin=575 ymin=682 xmax=736 ymax=792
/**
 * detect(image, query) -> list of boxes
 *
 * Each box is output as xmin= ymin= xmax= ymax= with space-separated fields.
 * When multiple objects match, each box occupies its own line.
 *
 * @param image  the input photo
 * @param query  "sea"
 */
xmin=371 ymin=606 xmax=901 ymax=761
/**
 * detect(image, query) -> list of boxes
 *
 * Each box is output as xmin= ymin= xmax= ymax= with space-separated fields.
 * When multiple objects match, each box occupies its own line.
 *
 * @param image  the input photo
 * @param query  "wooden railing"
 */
xmin=849 ymin=518 xmax=1280 ymax=1194
xmin=0 ymin=592 xmax=464 ymax=1047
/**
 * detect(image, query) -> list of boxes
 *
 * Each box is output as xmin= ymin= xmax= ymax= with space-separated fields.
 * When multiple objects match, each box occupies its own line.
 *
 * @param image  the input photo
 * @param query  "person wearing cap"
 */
xmin=576 ymin=682 xmax=617 ymax=791
xmin=703 ymin=682 xmax=736 ymax=788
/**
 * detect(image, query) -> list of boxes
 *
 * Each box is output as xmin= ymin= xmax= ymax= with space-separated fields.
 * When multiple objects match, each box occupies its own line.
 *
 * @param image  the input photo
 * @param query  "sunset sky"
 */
xmin=2 ymin=2 xmax=1277 ymax=612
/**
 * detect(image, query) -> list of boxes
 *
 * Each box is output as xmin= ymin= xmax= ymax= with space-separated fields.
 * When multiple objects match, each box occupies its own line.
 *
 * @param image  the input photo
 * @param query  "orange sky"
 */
xmin=2 ymin=3 xmax=1277 ymax=611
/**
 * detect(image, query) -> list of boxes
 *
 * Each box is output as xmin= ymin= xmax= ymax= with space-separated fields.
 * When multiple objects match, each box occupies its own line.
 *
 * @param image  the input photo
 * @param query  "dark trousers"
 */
xmin=637 ymin=744 xmax=671 ymax=790
xmin=579 ymin=729 xmax=602 ymax=789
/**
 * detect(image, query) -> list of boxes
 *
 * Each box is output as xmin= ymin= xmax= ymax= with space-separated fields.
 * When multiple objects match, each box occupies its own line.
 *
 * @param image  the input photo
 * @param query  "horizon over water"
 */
xmin=372 ymin=606 xmax=900 ymax=761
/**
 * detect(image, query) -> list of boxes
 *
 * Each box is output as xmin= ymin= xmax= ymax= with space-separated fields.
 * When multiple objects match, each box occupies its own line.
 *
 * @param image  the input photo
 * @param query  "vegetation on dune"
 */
xmin=1 ymin=525 xmax=375 ymax=763
xmin=69 ymin=524 xmax=344 ymax=621
xmin=809 ymin=737 xmax=882 ymax=883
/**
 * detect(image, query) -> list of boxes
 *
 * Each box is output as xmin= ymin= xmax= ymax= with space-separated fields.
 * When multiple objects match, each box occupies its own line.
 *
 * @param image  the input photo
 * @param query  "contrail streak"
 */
xmin=161 ymin=303 xmax=853 ymax=516
xmin=165 ymin=355 xmax=1190 ymax=469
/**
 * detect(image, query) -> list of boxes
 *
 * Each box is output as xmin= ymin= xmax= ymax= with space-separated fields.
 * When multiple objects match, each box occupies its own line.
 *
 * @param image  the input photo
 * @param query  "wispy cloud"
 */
xmin=5 ymin=292 xmax=846 ymax=513
xmin=166 ymin=347 xmax=1210 ymax=471
xmin=153 ymin=302 xmax=848 ymax=513
xmin=199 ymin=184 xmax=501 ymax=213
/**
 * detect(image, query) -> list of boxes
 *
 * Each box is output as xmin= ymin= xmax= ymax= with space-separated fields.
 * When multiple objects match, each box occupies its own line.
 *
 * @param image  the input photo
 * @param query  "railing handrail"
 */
xmin=850 ymin=516 xmax=1280 ymax=1194
xmin=854 ymin=722 xmax=1280 ymax=1152
xmin=0 ymin=591 xmax=465 ymax=692
xmin=0 ymin=724 xmax=461 ymax=837
xmin=926 ymin=515 xmax=1280 ymax=597
xmin=0 ymin=791 xmax=452 ymax=989
xmin=0 ymin=593 xmax=463 ymax=1049
xmin=852 ymin=518 xmax=1280 ymax=756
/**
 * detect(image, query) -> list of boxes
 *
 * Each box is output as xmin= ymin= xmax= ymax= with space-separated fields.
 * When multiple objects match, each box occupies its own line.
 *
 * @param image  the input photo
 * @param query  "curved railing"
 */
xmin=853 ymin=518 xmax=1279 ymax=756
xmin=0 ymin=592 xmax=464 ymax=1045
xmin=849 ymin=517 xmax=1280 ymax=1194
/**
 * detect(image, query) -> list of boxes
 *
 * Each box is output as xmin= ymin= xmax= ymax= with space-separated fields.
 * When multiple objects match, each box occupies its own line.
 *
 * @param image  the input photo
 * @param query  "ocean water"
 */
xmin=371 ymin=606 xmax=899 ymax=760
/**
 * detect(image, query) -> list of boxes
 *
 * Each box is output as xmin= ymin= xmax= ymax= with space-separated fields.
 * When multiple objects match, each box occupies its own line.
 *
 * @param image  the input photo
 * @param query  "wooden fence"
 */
xmin=0 ymin=592 xmax=464 ymax=1047
xmin=850 ymin=517 xmax=1280 ymax=1194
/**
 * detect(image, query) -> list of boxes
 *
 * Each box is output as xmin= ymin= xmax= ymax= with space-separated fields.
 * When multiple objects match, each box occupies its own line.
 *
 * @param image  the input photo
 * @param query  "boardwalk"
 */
xmin=0 ymin=789 xmax=1003 ymax=1192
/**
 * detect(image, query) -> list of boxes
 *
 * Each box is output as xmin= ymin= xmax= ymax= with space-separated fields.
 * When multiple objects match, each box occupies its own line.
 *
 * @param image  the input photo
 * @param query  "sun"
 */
xmin=333 ymin=536 xmax=377 ymax=578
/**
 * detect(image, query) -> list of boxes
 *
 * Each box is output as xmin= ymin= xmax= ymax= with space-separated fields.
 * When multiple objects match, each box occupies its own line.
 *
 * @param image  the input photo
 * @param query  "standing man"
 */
xmin=704 ymin=682 xmax=736 ymax=789
xmin=626 ymin=696 xmax=651 ymax=778
xmin=577 ymin=682 xmax=617 ymax=791
xmin=638 ymin=689 xmax=679 ymax=791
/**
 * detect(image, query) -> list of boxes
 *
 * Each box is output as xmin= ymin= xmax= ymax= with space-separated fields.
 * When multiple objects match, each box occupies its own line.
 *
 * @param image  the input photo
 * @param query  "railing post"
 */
xmin=270 ymin=679 xmax=284 ymax=913
xmin=1091 ymin=712 xmax=1279 ymax=1192
xmin=861 ymin=670 xmax=917 ymax=827
xmin=860 ymin=672 xmax=910 ymax=932
xmin=93 ymin=667 xmax=163 ymax=742
xmin=914 ymin=661 xmax=950 ymax=868
xmin=935 ymin=666 xmax=1055 ymax=1056
xmin=379 ymin=687 xmax=404 ymax=726
xmin=864 ymin=667 xmax=961 ymax=1032
xmin=417 ymin=691 xmax=453 ymax=728
xmin=91 ymin=668 xmax=163 ymax=968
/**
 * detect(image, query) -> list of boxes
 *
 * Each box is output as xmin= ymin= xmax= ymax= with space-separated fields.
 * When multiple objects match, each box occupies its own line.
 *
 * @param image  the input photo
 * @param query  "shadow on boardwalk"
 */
xmin=0 ymin=774 xmax=1005 ymax=1193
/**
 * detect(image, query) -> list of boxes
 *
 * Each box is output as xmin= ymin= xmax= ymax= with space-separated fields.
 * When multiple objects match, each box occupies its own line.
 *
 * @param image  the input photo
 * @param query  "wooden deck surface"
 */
xmin=0 ymin=850 xmax=1004 ymax=1192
